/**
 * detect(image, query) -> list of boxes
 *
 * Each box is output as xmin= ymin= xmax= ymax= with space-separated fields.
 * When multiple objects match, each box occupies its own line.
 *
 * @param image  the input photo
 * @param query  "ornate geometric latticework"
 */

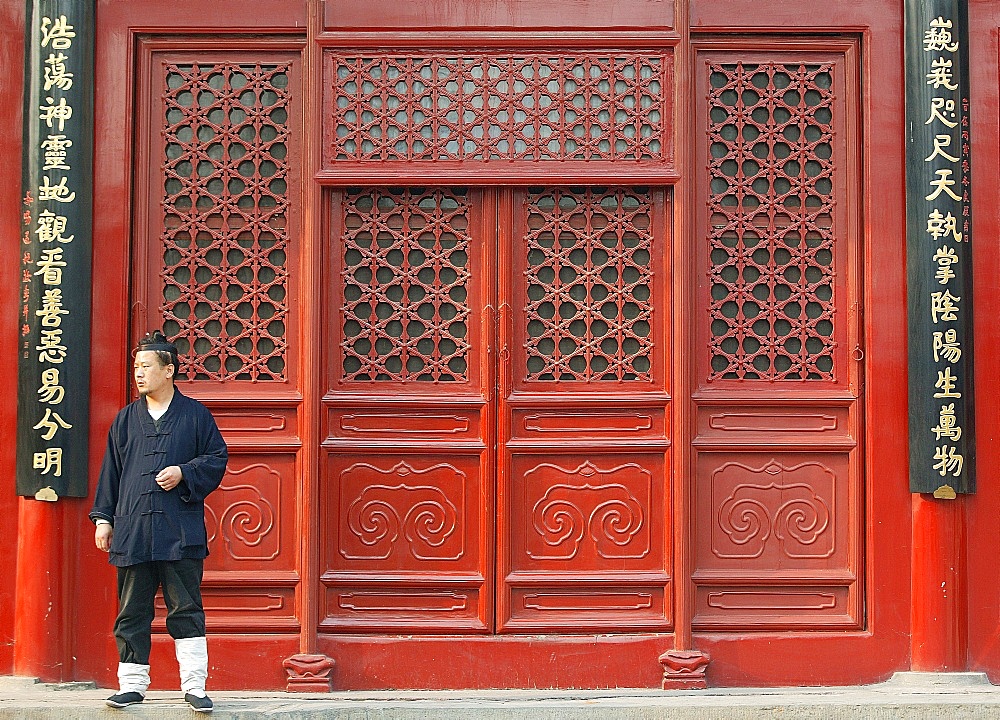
xmin=340 ymin=188 xmax=472 ymax=382
xmin=524 ymin=187 xmax=653 ymax=382
xmin=707 ymin=63 xmax=837 ymax=381
xmin=329 ymin=54 xmax=665 ymax=162
xmin=160 ymin=62 xmax=291 ymax=381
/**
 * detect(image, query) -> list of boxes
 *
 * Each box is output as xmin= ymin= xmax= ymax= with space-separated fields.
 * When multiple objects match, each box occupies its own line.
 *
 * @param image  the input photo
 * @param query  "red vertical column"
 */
xmin=13 ymin=498 xmax=67 ymax=681
xmin=0 ymin=0 xmax=26 ymax=679
xmin=911 ymin=494 xmax=967 ymax=671
xmin=282 ymin=0 xmax=333 ymax=691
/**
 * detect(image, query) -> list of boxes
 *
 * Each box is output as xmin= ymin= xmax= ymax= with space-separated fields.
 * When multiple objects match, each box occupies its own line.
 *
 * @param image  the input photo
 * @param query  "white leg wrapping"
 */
xmin=117 ymin=662 xmax=150 ymax=695
xmin=175 ymin=636 xmax=209 ymax=697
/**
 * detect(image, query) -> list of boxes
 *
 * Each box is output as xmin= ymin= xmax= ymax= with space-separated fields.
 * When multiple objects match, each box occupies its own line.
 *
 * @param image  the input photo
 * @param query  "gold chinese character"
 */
xmin=37 ymin=176 xmax=75 ymax=203
xmin=930 ymin=290 xmax=961 ymax=323
xmin=38 ymin=96 xmax=72 ymax=132
xmin=926 ymin=97 xmax=958 ymax=128
xmin=35 ymin=288 xmax=68 ymax=327
xmin=42 ymin=52 xmax=73 ymax=91
xmin=932 ymin=328 xmax=961 ymax=363
xmin=40 ymin=134 xmax=72 ymax=171
xmin=35 ymin=209 xmax=74 ymax=243
xmin=926 ymin=209 xmax=963 ymax=242
xmin=933 ymin=445 xmax=963 ymax=477
xmin=34 ymin=248 xmax=66 ymax=285
xmin=932 ymin=246 xmax=959 ymax=284
xmin=33 ymin=447 xmax=64 ymax=476
xmin=38 ymin=367 xmax=65 ymax=404
xmin=934 ymin=366 xmax=962 ymax=398
xmin=924 ymin=134 xmax=959 ymax=164
xmin=40 ymin=15 xmax=75 ymax=49
xmin=931 ymin=403 xmax=962 ymax=441
xmin=33 ymin=407 xmax=72 ymax=440
xmin=924 ymin=17 xmax=959 ymax=53
xmin=926 ymin=57 xmax=959 ymax=90
xmin=36 ymin=329 xmax=66 ymax=364
xmin=926 ymin=169 xmax=962 ymax=202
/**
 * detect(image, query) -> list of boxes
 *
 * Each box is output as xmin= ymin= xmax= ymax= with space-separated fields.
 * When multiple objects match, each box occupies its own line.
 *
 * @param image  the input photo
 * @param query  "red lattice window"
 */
xmin=340 ymin=187 xmax=472 ymax=382
xmin=160 ymin=62 xmax=292 ymax=381
xmin=328 ymin=53 xmax=666 ymax=163
xmin=707 ymin=63 xmax=836 ymax=381
xmin=523 ymin=187 xmax=654 ymax=382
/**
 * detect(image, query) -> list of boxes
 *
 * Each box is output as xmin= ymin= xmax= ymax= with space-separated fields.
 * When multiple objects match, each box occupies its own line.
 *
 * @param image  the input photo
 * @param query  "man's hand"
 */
xmin=95 ymin=523 xmax=113 ymax=552
xmin=155 ymin=465 xmax=183 ymax=491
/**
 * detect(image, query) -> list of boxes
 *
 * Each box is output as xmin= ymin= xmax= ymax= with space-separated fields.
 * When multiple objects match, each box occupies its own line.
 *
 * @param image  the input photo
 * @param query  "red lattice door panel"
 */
xmin=691 ymin=44 xmax=864 ymax=630
xmin=322 ymin=187 xmax=496 ymax=632
xmin=134 ymin=44 xmax=305 ymax=633
xmin=498 ymin=186 xmax=672 ymax=632
xmin=322 ymin=186 xmax=671 ymax=634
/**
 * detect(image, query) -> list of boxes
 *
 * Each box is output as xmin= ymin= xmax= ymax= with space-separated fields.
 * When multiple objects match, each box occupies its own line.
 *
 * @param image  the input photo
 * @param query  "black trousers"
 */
xmin=114 ymin=559 xmax=205 ymax=665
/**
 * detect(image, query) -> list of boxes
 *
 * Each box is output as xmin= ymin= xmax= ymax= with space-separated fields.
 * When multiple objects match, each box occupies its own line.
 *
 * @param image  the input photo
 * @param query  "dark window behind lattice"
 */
xmin=160 ymin=62 xmax=291 ymax=382
xmin=524 ymin=187 xmax=654 ymax=382
xmin=329 ymin=54 xmax=665 ymax=163
xmin=707 ymin=63 xmax=836 ymax=381
xmin=340 ymin=187 xmax=472 ymax=382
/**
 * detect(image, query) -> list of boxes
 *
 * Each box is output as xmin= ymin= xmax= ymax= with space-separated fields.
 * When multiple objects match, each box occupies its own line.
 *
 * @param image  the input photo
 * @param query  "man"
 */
xmin=90 ymin=330 xmax=228 ymax=713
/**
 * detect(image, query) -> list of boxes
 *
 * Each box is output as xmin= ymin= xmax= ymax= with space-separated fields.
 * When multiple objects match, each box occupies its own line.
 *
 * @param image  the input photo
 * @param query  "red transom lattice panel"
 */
xmin=159 ymin=62 xmax=292 ymax=382
xmin=707 ymin=63 xmax=837 ymax=381
xmin=522 ymin=187 xmax=655 ymax=382
xmin=339 ymin=187 xmax=473 ymax=383
xmin=325 ymin=53 xmax=668 ymax=166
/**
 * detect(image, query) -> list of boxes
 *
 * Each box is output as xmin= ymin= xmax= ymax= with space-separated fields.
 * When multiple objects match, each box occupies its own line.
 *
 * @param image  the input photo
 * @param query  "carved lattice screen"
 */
xmin=159 ymin=62 xmax=292 ymax=381
xmin=339 ymin=187 xmax=473 ymax=383
xmin=327 ymin=53 xmax=667 ymax=163
xmin=707 ymin=62 xmax=837 ymax=381
xmin=522 ymin=186 xmax=654 ymax=382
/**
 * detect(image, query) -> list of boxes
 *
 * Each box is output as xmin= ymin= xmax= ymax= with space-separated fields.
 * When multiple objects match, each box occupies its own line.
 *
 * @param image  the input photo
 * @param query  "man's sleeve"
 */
xmin=177 ymin=406 xmax=228 ymax=504
xmin=89 ymin=413 xmax=124 ymax=524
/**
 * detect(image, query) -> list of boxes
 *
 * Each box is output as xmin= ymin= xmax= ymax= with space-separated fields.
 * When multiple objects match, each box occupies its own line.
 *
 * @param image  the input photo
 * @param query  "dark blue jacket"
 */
xmin=89 ymin=389 xmax=228 ymax=567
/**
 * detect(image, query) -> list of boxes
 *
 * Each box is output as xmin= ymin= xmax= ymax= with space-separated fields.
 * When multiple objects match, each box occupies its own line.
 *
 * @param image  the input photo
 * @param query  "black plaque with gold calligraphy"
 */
xmin=16 ymin=0 xmax=93 ymax=499
xmin=905 ymin=0 xmax=975 ymax=495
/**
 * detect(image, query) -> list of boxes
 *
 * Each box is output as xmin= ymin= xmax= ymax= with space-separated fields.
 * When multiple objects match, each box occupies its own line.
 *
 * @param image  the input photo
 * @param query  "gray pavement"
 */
xmin=4 ymin=673 xmax=1000 ymax=719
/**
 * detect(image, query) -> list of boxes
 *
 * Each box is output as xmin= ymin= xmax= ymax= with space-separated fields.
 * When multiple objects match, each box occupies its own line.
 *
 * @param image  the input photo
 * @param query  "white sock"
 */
xmin=175 ymin=636 xmax=209 ymax=696
xmin=117 ymin=662 xmax=150 ymax=695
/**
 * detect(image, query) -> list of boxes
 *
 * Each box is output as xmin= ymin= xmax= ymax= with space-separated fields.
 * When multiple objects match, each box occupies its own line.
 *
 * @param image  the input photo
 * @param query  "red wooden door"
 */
xmin=131 ymin=41 xmax=307 ymax=638
xmin=498 ymin=187 xmax=671 ymax=632
xmin=322 ymin=186 xmax=671 ymax=634
xmin=689 ymin=43 xmax=865 ymax=632
xmin=323 ymin=187 xmax=496 ymax=632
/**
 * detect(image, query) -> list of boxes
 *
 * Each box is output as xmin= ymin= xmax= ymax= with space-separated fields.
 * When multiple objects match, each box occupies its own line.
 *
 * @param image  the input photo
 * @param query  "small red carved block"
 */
xmin=283 ymin=653 xmax=335 ymax=692
xmin=659 ymin=648 xmax=710 ymax=690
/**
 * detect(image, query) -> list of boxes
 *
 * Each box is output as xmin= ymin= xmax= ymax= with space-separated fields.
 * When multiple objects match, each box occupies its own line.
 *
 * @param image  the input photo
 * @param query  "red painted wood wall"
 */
xmin=1 ymin=0 xmax=997 ymax=691
xmin=0 ymin=0 xmax=25 ymax=679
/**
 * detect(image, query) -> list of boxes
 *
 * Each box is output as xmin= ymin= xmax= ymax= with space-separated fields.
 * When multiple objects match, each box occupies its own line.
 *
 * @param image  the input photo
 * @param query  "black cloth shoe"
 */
xmin=185 ymin=693 xmax=214 ymax=713
xmin=106 ymin=691 xmax=144 ymax=708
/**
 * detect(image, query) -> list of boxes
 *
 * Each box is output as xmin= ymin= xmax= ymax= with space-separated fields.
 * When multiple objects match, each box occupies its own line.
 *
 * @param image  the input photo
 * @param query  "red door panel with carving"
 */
xmin=498 ymin=186 xmax=672 ymax=632
xmin=134 ymin=42 xmax=305 ymax=635
xmin=322 ymin=187 xmax=495 ymax=632
xmin=691 ymin=43 xmax=864 ymax=631
xmin=322 ymin=185 xmax=672 ymax=634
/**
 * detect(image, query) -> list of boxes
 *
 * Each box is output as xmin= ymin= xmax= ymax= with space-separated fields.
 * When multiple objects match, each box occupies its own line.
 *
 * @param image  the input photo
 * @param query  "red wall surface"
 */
xmin=0 ymin=0 xmax=26 ymax=677
xmin=7 ymin=0 xmax=1000 ymax=691
xmin=966 ymin=0 xmax=1000 ymax=682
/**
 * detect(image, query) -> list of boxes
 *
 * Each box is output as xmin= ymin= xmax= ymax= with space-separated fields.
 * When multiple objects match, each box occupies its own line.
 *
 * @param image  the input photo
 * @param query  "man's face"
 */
xmin=134 ymin=350 xmax=174 ymax=397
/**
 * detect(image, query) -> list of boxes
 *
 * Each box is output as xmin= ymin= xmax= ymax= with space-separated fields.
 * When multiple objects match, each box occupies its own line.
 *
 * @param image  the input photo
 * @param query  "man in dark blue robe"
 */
xmin=90 ymin=331 xmax=227 ymax=713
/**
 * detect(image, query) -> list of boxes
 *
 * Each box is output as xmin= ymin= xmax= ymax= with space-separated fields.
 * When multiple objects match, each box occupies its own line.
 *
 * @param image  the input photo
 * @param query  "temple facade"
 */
xmin=2 ymin=0 xmax=1000 ymax=691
